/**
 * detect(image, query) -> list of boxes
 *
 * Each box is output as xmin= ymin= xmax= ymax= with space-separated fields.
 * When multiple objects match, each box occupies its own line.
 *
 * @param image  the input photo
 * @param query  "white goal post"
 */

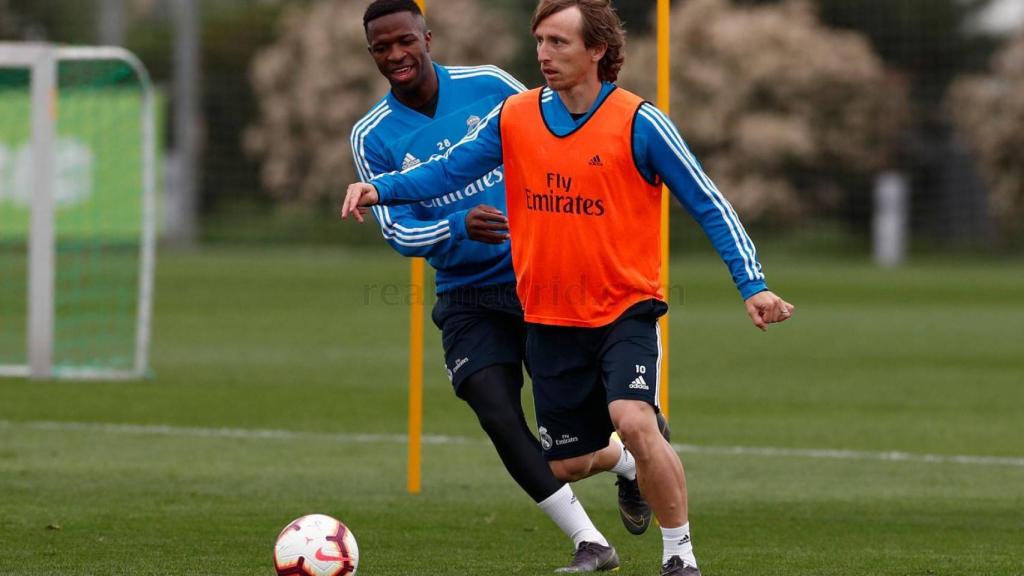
xmin=0 ymin=43 xmax=156 ymax=380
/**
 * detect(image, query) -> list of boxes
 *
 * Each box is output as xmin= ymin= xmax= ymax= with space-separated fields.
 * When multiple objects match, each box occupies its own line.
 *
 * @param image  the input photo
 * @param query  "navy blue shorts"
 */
xmin=431 ymin=282 xmax=526 ymax=395
xmin=527 ymin=299 xmax=667 ymax=461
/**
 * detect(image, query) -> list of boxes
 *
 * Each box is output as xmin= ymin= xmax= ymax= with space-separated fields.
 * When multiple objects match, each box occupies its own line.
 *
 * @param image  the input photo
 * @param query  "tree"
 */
xmin=619 ymin=0 xmax=908 ymax=224
xmin=0 ymin=0 xmax=95 ymax=42
xmin=736 ymin=0 xmax=992 ymax=108
xmin=948 ymin=34 xmax=1024 ymax=241
xmin=245 ymin=0 xmax=519 ymax=206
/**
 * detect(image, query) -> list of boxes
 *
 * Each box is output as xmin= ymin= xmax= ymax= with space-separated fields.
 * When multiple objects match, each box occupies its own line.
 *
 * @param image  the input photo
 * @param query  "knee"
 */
xmin=612 ymin=408 xmax=660 ymax=458
xmin=549 ymin=456 xmax=592 ymax=482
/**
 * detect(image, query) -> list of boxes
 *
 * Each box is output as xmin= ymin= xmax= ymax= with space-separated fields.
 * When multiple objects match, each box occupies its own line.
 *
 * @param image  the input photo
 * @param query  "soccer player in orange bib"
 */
xmin=342 ymin=1 xmax=794 ymax=574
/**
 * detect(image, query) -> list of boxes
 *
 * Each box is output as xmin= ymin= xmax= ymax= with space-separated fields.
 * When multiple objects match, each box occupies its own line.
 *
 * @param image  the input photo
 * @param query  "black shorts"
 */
xmin=431 ymin=282 xmax=526 ymax=395
xmin=527 ymin=299 xmax=668 ymax=461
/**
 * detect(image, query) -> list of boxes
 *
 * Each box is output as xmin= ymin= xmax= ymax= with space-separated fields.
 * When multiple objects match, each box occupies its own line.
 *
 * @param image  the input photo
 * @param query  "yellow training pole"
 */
xmin=657 ymin=0 xmax=671 ymax=418
xmin=407 ymin=0 xmax=426 ymax=496
xmin=407 ymin=258 xmax=424 ymax=494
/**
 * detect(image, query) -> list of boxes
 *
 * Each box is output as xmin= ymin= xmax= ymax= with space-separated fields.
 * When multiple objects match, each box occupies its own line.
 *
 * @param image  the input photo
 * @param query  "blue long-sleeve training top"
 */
xmin=350 ymin=63 xmax=525 ymax=293
xmin=371 ymin=82 xmax=768 ymax=300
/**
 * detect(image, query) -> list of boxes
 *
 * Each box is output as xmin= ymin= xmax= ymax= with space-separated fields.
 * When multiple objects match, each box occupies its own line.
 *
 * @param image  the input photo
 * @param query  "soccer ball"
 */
xmin=274 ymin=514 xmax=359 ymax=576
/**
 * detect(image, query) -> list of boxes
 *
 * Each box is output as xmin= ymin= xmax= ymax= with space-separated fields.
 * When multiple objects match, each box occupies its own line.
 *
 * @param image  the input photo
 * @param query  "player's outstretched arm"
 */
xmin=744 ymin=291 xmax=794 ymax=332
xmin=340 ymin=183 xmax=380 ymax=222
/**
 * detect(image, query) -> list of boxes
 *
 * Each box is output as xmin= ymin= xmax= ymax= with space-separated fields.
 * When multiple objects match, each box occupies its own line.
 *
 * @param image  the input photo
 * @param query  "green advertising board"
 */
xmin=0 ymin=89 xmax=145 ymax=242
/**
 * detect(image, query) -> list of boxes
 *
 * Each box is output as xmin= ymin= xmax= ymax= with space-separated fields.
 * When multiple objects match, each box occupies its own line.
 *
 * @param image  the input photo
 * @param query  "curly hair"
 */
xmin=531 ymin=0 xmax=626 ymax=82
xmin=363 ymin=0 xmax=424 ymax=33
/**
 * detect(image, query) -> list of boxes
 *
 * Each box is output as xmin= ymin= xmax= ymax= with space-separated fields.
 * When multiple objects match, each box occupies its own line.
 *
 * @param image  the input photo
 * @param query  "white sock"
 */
xmin=661 ymin=522 xmax=697 ymax=566
xmin=538 ymin=484 xmax=609 ymax=548
xmin=609 ymin=441 xmax=636 ymax=480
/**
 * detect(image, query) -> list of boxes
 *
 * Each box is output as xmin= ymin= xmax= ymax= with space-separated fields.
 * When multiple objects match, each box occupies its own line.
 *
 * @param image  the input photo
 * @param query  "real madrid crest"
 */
xmin=538 ymin=426 xmax=553 ymax=451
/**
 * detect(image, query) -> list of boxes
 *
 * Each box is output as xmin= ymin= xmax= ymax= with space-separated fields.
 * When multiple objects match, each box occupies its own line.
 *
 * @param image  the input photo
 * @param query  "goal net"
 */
xmin=0 ymin=44 xmax=156 ymax=380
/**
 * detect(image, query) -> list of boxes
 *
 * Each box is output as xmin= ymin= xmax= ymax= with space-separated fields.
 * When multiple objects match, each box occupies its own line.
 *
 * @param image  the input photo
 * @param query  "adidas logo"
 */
xmin=401 ymin=153 xmax=421 ymax=171
xmin=628 ymin=375 xmax=649 ymax=390
xmin=588 ymin=154 xmax=603 ymax=166
xmin=680 ymin=534 xmax=691 ymax=545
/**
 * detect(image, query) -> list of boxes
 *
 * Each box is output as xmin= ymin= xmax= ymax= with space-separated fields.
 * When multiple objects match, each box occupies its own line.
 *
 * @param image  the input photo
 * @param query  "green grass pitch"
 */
xmin=1 ymin=247 xmax=1022 ymax=575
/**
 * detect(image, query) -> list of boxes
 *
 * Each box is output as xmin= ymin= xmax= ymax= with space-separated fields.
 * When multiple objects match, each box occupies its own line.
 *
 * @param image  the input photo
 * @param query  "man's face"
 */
xmin=534 ymin=6 xmax=603 ymax=91
xmin=366 ymin=11 xmax=432 ymax=91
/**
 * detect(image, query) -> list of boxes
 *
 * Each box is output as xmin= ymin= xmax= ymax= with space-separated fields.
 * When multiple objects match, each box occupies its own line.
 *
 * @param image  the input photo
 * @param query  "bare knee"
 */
xmin=548 ymin=455 xmax=595 ymax=482
xmin=610 ymin=401 xmax=660 ymax=459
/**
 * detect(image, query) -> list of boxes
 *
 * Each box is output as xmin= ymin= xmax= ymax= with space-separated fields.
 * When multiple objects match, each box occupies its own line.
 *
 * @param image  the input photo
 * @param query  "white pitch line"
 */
xmin=671 ymin=443 xmax=1024 ymax=468
xmin=0 ymin=419 xmax=478 ymax=446
xmin=2 ymin=419 xmax=1023 ymax=468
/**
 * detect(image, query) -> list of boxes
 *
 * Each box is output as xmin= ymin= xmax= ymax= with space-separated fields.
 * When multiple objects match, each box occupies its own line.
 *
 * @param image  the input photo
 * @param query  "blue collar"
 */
xmin=386 ymin=62 xmax=449 ymax=118
xmin=541 ymin=82 xmax=618 ymax=137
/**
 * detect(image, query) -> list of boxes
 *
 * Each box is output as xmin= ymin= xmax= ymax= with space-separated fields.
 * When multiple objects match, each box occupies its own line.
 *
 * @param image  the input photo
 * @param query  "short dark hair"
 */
xmin=363 ymin=0 xmax=424 ymax=32
xmin=532 ymin=0 xmax=626 ymax=82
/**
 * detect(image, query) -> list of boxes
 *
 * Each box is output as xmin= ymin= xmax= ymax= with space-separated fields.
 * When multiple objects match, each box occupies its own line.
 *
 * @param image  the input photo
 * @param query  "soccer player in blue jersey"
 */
xmin=352 ymin=1 xmax=647 ymax=572
xmin=344 ymin=2 xmax=795 ymax=575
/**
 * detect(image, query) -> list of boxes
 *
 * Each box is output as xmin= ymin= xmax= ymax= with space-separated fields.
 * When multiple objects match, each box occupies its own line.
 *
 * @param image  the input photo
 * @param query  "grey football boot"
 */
xmin=554 ymin=541 xmax=620 ymax=573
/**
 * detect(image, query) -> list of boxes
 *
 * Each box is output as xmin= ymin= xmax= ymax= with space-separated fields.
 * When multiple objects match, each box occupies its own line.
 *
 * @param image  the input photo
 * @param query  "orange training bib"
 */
xmin=500 ymin=87 xmax=664 ymax=327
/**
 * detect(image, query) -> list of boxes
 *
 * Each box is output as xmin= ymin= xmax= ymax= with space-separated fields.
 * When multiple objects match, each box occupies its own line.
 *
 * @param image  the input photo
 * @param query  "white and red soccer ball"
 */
xmin=274 ymin=514 xmax=359 ymax=576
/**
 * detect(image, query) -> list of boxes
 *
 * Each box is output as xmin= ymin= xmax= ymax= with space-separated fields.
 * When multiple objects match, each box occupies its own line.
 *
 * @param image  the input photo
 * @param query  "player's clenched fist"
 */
xmin=744 ymin=291 xmax=795 ymax=332
xmin=466 ymin=205 xmax=510 ymax=244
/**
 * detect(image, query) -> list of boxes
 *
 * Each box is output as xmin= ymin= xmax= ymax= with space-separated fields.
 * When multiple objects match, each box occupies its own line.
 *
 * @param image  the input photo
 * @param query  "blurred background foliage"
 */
xmin=0 ymin=0 xmax=1021 ymax=251
xmin=244 ymin=0 xmax=520 ymax=207
xmin=949 ymin=34 xmax=1024 ymax=242
xmin=620 ymin=0 xmax=908 ymax=230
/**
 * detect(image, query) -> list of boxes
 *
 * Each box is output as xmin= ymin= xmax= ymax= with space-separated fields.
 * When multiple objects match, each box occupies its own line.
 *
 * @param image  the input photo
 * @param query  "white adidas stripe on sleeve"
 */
xmin=351 ymin=102 xmax=450 ymax=246
xmin=638 ymin=104 xmax=763 ymax=281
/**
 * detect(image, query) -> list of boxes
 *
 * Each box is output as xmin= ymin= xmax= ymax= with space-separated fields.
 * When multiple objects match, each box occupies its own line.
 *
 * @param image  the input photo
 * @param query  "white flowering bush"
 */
xmin=948 ymin=34 xmax=1024 ymax=239
xmin=245 ymin=0 xmax=519 ymax=204
xmin=620 ymin=0 xmax=907 ymax=224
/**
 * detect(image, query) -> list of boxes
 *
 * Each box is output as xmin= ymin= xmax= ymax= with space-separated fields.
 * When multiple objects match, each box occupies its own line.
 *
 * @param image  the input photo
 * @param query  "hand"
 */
xmin=744 ymin=290 xmax=794 ymax=332
xmin=466 ymin=205 xmax=510 ymax=244
xmin=339 ymin=183 xmax=380 ymax=222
